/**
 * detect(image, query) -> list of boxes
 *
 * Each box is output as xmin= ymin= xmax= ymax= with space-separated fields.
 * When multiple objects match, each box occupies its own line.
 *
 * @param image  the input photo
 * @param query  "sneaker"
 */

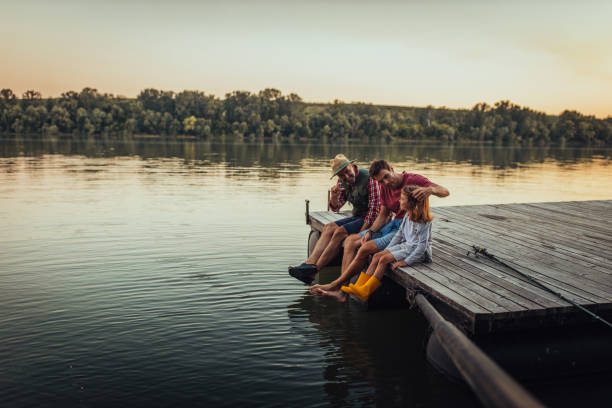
xmin=288 ymin=263 xmax=317 ymax=284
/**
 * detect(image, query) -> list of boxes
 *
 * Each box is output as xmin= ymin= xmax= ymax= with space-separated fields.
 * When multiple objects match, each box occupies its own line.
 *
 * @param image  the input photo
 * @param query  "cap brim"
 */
xmin=330 ymin=160 xmax=355 ymax=179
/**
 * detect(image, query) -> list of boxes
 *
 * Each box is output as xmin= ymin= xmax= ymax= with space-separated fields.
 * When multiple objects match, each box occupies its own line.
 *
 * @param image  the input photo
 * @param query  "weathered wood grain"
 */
xmin=308 ymin=201 xmax=612 ymax=335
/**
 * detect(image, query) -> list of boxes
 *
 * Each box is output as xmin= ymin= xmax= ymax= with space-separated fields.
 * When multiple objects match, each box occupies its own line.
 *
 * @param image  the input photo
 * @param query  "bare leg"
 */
xmin=311 ymin=240 xmax=379 ymax=293
xmin=314 ymin=227 xmax=347 ymax=270
xmin=310 ymin=233 xmax=360 ymax=294
xmin=311 ymin=286 xmax=347 ymax=303
xmin=373 ymin=251 xmax=395 ymax=280
xmin=341 ymin=234 xmax=362 ymax=273
xmin=305 ymin=222 xmax=338 ymax=265
xmin=343 ymin=240 xmax=380 ymax=279
xmin=364 ymin=251 xmax=384 ymax=277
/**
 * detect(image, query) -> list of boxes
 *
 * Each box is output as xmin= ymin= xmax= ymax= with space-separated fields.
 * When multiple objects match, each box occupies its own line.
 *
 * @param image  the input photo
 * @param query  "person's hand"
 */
xmin=412 ymin=186 xmax=432 ymax=201
xmin=392 ymin=261 xmax=408 ymax=270
xmin=330 ymin=184 xmax=345 ymax=199
xmin=361 ymin=230 xmax=372 ymax=245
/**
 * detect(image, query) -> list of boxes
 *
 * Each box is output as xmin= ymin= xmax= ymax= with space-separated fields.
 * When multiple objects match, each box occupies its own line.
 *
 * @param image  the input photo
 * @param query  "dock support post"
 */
xmin=415 ymin=294 xmax=544 ymax=408
xmin=305 ymin=199 xmax=310 ymax=225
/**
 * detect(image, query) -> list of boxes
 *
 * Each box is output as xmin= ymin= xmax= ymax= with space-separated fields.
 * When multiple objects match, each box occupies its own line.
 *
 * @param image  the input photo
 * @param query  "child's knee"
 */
xmin=372 ymin=251 xmax=385 ymax=262
xmin=382 ymin=253 xmax=395 ymax=263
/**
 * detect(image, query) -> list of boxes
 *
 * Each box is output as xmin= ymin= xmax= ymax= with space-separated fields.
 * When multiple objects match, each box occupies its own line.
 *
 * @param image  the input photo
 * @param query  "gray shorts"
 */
xmin=387 ymin=243 xmax=432 ymax=264
xmin=387 ymin=243 xmax=413 ymax=262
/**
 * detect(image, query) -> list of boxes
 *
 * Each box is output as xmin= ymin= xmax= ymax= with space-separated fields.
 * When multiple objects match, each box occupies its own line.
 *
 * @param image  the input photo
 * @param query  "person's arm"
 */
xmin=412 ymin=183 xmax=450 ymax=201
xmin=402 ymin=222 xmax=432 ymax=265
xmin=361 ymin=205 xmax=390 ymax=243
xmin=329 ymin=181 xmax=346 ymax=211
xmin=360 ymin=177 xmax=381 ymax=232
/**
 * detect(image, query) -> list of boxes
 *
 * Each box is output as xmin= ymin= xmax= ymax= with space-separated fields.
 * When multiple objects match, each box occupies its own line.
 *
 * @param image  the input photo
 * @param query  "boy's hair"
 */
xmin=402 ymin=185 xmax=433 ymax=223
xmin=369 ymin=160 xmax=392 ymax=177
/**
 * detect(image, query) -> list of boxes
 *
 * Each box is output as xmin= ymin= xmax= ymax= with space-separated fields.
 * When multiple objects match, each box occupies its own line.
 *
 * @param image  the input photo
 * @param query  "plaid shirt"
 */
xmin=330 ymin=169 xmax=381 ymax=227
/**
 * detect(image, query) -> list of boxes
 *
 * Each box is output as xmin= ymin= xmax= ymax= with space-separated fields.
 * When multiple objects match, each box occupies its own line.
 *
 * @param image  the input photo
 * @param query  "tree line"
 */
xmin=1 ymin=87 xmax=610 ymax=145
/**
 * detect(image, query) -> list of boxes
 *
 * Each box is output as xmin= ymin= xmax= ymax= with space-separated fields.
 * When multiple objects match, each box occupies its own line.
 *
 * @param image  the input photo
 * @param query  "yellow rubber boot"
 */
xmin=349 ymin=272 xmax=371 ymax=289
xmin=340 ymin=285 xmax=357 ymax=295
xmin=350 ymin=276 xmax=382 ymax=302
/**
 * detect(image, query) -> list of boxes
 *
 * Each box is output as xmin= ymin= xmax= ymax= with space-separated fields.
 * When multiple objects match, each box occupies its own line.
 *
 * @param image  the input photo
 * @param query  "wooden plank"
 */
xmin=309 ymin=211 xmax=347 ymax=231
xmin=437 ymin=204 xmax=612 ymax=260
xmin=434 ymin=206 xmax=612 ymax=280
xmin=317 ymin=211 xmax=338 ymax=224
xmin=437 ymin=207 xmax=612 ymax=283
xmin=434 ymin=236 xmax=594 ymax=304
xmin=432 ymin=207 xmax=612 ymax=294
xmin=504 ymin=202 xmax=612 ymax=234
xmin=439 ymin=202 xmax=612 ymax=242
xmin=431 ymin=225 xmax=610 ymax=304
xmin=519 ymin=203 xmax=612 ymax=235
xmin=422 ymin=256 xmax=529 ymax=311
xmin=412 ymin=261 xmax=514 ymax=312
xmin=526 ymin=203 xmax=612 ymax=235
xmin=308 ymin=202 xmax=612 ymax=335
xmin=433 ymin=240 xmax=567 ymax=307
xmin=326 ymin=211 xmax=351 ymax=223
xmin=432 ymin=247 xmax=556 ymax=309
xmin=432 ymin=222 xmax=612 ymax=303
xmin=390 ymin=265 xmax=490 ymax=316
xmin=309 ymin=213 xmax=327 ymax=232
xmin=434 ymin=205 xmax=612 ymax=273
xmin=437 ymin=204 xmax=612 ymax=264
xmin=585 ymin=200 xmax=612 ymax=209
xmin=544 ymin=200 xmax=612 ymax=215
xmin=533 ymin=200 xmax=612 ymax=217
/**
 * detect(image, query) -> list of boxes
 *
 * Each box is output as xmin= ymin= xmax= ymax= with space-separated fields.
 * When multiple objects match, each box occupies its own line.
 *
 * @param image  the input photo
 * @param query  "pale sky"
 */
xmin=2 ymin=0 xmax=611 ymax=117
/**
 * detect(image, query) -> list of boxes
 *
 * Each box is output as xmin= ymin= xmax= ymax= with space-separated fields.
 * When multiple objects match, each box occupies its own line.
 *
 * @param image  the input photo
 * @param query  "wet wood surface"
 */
xmin=308 ymin=200 xmax=612 ymax=335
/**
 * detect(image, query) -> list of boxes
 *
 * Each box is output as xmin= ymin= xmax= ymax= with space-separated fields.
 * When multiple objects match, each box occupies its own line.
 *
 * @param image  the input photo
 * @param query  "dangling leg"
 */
xmin=349 ymin=251 xmax=394 ymax=302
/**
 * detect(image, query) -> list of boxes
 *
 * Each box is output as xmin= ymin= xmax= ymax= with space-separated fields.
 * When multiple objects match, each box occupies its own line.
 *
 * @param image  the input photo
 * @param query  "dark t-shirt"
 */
xmin=381 ymin=172 xmax=432 ymax=219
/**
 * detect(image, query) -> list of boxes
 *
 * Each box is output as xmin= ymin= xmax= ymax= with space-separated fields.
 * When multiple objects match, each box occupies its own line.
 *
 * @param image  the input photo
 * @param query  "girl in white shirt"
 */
xmin=341 ymin=185 xmax=433 ymax=302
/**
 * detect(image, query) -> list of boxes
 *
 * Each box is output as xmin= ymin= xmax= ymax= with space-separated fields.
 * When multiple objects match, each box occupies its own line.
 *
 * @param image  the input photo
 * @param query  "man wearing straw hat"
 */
xmin=288 ymin=154 xmax=381 ymax=284
xmin=311 ymin=159 xmax=450 ymax=302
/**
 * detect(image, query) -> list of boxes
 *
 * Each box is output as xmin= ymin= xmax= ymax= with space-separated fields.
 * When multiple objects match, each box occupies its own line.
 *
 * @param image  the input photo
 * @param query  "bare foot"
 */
xmin=309 ymin=286 xmax=326 ymax=296
xmin=309 ymin=282 xmax=340 ymax=294
xmin=319 ymin=289 xmax=347 ymax=303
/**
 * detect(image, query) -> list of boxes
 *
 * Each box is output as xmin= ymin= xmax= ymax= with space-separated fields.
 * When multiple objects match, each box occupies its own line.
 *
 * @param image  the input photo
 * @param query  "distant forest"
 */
xmin=1 ymin=87 xmax=610 ymax=145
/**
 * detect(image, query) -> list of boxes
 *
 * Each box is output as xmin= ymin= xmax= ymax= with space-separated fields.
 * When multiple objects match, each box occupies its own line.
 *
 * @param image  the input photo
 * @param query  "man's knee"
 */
xmin=323 ymin=222 xmax=338 ymax=234
xmin=344 ymin=234 xmax=360 ymax=249
xmin=332 ymin=226 xmax=348 ymax=241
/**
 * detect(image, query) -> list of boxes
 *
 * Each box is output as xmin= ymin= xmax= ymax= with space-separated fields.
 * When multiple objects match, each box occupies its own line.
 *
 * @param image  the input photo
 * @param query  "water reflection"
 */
xmin=1 ymin=137 xmax=611 ymax=173
xmin=286 ymin=269 xmax=477 ymax=407
xmin=2 ymin=137 xmax=611 ymax=209
xmin=1 ymin=137 xmax=611 ymax=407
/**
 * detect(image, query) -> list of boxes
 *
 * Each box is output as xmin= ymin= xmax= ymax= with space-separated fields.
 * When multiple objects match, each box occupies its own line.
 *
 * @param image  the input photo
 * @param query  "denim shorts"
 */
xmin=334 ymin=216 xmax=365 ymax=235
xmin=359 ymin=219 xmax=403 ymax=250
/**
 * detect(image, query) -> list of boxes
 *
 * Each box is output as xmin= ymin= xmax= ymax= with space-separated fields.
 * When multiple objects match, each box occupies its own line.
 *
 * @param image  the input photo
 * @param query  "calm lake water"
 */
xmin=1 ymin=137 xmax=611 ymax=407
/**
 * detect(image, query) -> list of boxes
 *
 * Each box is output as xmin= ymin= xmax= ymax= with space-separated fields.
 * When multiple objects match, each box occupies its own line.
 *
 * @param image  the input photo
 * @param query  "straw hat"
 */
xmin=330 ymin=154 xmax=355 ymax=179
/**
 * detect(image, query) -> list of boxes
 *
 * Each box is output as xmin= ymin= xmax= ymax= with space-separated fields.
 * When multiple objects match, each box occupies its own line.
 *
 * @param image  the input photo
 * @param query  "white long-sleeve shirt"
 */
xmin=387 ymin=215 xmax=432 ymax=265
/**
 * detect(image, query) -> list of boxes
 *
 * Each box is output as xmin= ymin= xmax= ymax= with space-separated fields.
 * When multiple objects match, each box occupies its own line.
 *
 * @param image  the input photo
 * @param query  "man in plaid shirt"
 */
xmin=312 ymin=159 xmax=449 ymax=301
xmin=289 ymin=154 xmax=381 ymax=284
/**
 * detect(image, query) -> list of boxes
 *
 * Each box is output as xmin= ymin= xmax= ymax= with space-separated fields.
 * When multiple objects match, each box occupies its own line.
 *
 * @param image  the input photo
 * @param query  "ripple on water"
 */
xmin=1 ymin=146 xmax=611 ymax=407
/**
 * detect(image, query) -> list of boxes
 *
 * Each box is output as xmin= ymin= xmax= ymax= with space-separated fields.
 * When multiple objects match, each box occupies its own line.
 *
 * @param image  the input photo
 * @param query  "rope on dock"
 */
xmin=470 ymin=246 xmax=612 ymax=329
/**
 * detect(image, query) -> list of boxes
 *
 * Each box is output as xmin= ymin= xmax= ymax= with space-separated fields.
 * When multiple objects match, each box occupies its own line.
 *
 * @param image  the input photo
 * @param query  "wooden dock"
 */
xmin=309 ymin=200 xmax=612 ymax=335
